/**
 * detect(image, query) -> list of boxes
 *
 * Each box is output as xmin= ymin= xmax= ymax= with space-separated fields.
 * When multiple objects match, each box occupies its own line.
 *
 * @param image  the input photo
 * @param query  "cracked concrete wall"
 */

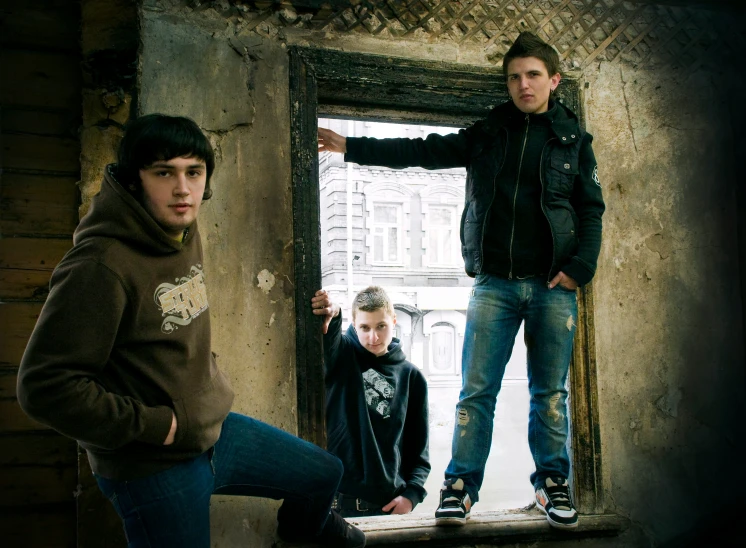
xmin=133 ymin=2 xmax=745 ymax=546
xmin=586 ymin=62 xmax=746 ymax=544
xmin=137 ymin=9 xmax=296 ymax=546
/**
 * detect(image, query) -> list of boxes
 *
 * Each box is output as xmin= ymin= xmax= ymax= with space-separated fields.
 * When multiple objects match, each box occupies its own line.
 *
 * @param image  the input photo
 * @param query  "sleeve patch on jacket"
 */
xmin=592 ymin=165 xmax=601 ymax=187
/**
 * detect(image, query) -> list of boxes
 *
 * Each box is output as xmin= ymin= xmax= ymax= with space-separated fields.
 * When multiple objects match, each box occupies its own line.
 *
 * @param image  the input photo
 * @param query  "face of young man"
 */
xmin=354 ymin=309 xmax=397 ymax=357
xmin=139 ymin=156 xmax=207 ymax=239
xmin=506 ymin=56 xmax=561 ymax=115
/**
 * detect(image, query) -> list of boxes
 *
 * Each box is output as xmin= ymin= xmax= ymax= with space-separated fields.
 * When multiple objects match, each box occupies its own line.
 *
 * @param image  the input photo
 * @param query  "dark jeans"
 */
xmin=445 ymin=274 xmax=577 ymax=503
xmin=94 ymin=412 xmax=343 ymax=547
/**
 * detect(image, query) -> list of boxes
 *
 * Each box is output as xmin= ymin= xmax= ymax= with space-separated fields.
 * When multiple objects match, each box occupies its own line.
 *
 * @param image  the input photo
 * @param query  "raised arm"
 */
xmin=17 ymin=259 xmax=175 ymax=450
xmin=318 ymin=123 xmax=482 ymax=171
xmin=311 ymin=289 xmax=346 ymax=375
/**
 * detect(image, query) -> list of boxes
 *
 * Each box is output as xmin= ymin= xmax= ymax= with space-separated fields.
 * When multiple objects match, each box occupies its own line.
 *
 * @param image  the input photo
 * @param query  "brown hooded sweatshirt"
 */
xmin=17 ymin=165 xmax=234 ymax=480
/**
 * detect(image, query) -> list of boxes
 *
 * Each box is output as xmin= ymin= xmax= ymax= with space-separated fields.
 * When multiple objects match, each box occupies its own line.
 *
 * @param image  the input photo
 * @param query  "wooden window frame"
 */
xmin=289 ymin=47 xmax=604 ymax=516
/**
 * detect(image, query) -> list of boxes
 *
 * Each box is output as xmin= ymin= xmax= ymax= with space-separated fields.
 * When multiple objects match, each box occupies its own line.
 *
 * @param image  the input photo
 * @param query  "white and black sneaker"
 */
xmin=435 ymin=478 xmax=472 ymax=526
xmin=535 ymin=477 xmax=578 ymax=529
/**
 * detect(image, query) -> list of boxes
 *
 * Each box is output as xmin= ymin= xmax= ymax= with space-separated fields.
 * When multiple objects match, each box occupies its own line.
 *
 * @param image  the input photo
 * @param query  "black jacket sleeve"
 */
xmin=344 ymin=124 xmax=482 ymax=170
xmin=399 ymin=369 xmax=431 ymax=507
xmin=561 ymin=133 xmax=605 ymax=286
xmin=322 ymin=312 xmax=347 ymax=378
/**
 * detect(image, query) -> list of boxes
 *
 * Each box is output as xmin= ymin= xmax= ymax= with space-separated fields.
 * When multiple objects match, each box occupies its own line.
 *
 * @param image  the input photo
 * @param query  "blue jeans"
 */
xmin=94 ymin=412 xmax=343 ymax=547
xmin=445 ymin=274 xmax=577 ymax=503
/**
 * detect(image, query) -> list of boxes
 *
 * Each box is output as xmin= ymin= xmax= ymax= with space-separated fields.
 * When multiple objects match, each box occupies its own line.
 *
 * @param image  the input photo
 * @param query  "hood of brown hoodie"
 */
xmin=74 ymin=164 xmax=196 ymax=253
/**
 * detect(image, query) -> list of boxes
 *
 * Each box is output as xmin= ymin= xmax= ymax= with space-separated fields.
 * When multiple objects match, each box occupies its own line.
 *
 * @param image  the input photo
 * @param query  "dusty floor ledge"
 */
xmin=353 ymin=510 xmax=628 ymax=545
xmin=280 ymin=510 xmax=628 ymax=547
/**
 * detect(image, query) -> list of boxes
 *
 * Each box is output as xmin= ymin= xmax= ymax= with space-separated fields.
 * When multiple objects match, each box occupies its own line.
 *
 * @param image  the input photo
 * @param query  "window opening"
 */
xmin=319 ymin=118 xmax=535 ymax=514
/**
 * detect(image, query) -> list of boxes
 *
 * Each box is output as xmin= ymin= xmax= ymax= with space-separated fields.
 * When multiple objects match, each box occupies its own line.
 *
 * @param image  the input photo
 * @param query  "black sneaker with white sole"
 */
xmin=317 ymin=509 xmax=366 ymax=548
xmin=435 ymin=478 xmax=472 ymax=526
xmin=535 ymin=476 xmax=578 ymax=529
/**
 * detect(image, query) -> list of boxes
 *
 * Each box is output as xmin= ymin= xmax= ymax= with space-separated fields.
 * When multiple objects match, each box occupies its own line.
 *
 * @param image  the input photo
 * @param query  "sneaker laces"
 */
xmin=545 ymin=477 xmax=572 ymax=510
xmin=440 ymin=479 xmax=466 ymax=506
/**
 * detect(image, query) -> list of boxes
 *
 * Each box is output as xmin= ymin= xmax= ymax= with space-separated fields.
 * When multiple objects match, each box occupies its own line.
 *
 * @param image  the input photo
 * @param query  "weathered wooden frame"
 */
xmin=289 ymin=46 xmax=603 ymax=514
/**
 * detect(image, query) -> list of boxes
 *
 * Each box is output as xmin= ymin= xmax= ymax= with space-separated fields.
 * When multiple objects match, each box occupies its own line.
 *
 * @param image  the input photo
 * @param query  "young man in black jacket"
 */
xmin=311 ymin=286 xmax=430 ymax=517
xmin=317 ymin=32 xmax=604 ymax=530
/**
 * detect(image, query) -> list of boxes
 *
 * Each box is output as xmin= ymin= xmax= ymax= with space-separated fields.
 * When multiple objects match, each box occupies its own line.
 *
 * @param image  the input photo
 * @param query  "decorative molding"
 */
xmin=363 ymin=180 xmax=417 ymax=197
xmin=423 ymin=309 xmax=467 ymax=335
xmin=420 ymin=183 xmax=466 ymax=199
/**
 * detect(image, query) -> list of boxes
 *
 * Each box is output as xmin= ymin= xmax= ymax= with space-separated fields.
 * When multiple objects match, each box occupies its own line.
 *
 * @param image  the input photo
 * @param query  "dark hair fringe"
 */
xmin=503 ymin=31 xmax=561 ymax=79
xmin=116 ymin=114 xmax=215 ymax=200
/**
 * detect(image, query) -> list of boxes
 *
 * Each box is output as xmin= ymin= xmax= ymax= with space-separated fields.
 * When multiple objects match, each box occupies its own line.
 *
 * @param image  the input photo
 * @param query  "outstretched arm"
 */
xmin=318 ymin=128 xmax=347 ymax=154
xmin=320 ymin=124 xmax=481 ymax=171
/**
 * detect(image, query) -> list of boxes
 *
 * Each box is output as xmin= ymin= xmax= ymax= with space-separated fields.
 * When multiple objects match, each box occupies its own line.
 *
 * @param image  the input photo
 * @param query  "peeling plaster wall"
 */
xmin=134 ymin=1 xmax=745 ymax=546
xmin=138 ymin=10 xmax=297 ymax=545
xmin=585 ymin=62 xmax=746 ymax=543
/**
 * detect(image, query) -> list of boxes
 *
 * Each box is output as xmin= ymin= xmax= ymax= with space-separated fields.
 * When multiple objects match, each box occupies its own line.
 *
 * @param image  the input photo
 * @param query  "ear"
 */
xmin=392 ymin=314 xmax=397 ymax=326
xmin=550 ymin=72 xmax=561 ymax=90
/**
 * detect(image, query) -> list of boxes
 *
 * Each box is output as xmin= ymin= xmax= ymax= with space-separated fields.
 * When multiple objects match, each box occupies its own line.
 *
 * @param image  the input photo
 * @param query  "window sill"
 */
xmin=279 ymin=509 xmax=627 ymax=547
xmin=353 ymin=509 xmax=627 ymax=545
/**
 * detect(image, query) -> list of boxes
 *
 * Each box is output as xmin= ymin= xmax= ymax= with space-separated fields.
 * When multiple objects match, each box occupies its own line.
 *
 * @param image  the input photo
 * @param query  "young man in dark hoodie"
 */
xmin=311 ymin=286 xmax=430 ymax=518
xmin=17 ymin=114 xmax=365 ymax=548
xmin=317 ymin=32 xmax=605 ymax=530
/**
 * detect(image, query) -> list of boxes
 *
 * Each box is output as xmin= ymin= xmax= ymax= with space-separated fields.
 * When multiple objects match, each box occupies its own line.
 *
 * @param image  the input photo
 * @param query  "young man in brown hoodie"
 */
xmin=17 ymin=114 xmax=365 ymax=548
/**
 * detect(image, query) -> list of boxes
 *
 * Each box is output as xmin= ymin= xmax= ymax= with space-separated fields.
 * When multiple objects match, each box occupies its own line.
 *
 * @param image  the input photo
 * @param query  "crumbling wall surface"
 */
xmin=586 ymin=60 xmax=746 ymax=544
xmin=138 ymin=4 xmax=296 ymax=546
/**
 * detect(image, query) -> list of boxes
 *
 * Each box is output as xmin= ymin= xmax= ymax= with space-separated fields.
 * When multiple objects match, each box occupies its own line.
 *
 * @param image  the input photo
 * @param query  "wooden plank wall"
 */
xmin=0 ymin=2 xmax=81 ymax=546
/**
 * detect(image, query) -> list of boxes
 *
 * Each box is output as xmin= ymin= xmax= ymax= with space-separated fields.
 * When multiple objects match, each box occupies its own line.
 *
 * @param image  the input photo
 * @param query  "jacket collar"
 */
xmin=486 ymin=100 xmax=581 ymax=145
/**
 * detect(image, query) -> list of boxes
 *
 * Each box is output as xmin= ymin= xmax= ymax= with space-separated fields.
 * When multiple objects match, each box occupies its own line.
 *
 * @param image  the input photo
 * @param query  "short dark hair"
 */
xmin=352 ymin=286 xmax=395 ymax=320
xmin=116 ymin=114 xmax=215 ymax=200
xmin=503 ymin=31 xmax=561 ymax=79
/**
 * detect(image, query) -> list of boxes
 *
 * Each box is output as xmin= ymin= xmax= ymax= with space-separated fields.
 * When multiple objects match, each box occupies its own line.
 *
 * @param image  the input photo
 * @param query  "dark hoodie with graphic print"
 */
xmin=324 ymin=313 xmax=430 ymax=508
xmin=17 ymin=165 xmax=234 ymax=480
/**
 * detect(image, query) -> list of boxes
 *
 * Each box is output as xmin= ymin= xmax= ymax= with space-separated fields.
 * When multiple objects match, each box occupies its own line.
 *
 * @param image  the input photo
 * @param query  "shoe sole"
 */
xmin=435 ymin=513 xmax=471 ymax=526
xmin=536 ymin=502 xmax=578 ymax=529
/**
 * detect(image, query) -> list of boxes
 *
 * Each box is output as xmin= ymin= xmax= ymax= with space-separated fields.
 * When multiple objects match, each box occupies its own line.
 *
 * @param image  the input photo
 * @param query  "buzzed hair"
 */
xmin=351 ymin=286 xmax=395 ymax=320
xmin=503 ymin=31 xmax=561 ymax=79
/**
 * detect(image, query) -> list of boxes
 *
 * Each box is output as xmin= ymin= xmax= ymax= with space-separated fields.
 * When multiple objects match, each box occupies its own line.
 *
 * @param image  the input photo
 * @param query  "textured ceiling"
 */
xmin=201 ymin=1 xmax=744 ymax=71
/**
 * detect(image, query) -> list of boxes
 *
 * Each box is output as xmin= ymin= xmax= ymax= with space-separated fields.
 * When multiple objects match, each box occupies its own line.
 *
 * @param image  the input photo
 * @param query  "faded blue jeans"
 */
xmin=444 ymin=274 xmax=577 ymax=503
xmin=94 ymin=412 xmax=343 ymax=547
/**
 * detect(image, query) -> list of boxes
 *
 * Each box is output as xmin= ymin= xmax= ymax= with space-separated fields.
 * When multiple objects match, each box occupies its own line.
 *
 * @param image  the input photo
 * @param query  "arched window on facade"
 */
xmin=429 ymin=322 xmax=457 ymax=376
